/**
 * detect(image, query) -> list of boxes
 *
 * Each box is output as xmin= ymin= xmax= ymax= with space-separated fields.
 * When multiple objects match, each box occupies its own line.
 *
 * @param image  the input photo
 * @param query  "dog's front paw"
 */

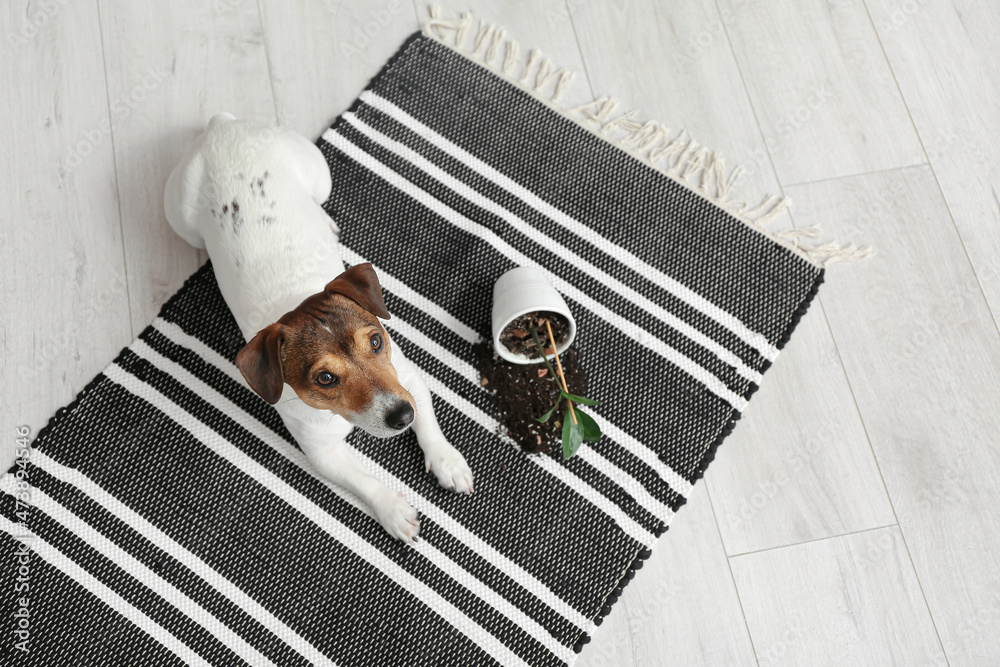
xmin=372 ymin=489 xmax=420 ymax=544
xmin=424 ymin=442 xmax=474 ymax=494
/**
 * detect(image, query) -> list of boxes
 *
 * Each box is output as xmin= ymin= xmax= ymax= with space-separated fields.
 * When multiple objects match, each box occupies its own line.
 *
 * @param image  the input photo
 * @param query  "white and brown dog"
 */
xmin=164 ymin=114 xmax=473 ymax=543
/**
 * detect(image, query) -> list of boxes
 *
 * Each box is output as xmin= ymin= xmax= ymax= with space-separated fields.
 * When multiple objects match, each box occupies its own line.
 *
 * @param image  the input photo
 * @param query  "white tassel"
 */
xmin=807 ymin=243 xmax=875 ymax=266
xmin=456 ymin=13 xmax=471 ymax=47
xmin=754 ymin=196 xmax=792 ymax=226
xmin=486 ymin=29 xmax=504 ymax=65
xmin=425 ymin=5 xmax=469 ymax=48
xmin=552 ymin=71 xmax=574 ymax=103
xmin=520 ymin=49 xmax=541 ymax=85
xmin=502 ymin=40 xmax=519 ymax=76
xmin=473 ymin=21 xmax=493 ymax=59
xmin=682 ymin=147 xmax=710 ymax=183
xmin=774 ymin=225 xmax=821 ymax=242
xmin=716 ymin=159 xmax=744 ymax=202
xmin=623 ymin=121 xmax=666 ymax=150
xmin=601 ymin=110 xmax=641 ymax=137
xmin=670 ymin=141 xmax=699 ymax=176
xmin=534 ymin=59 xmax=553 ymax=91
xmin=647 ymin=130 xmax=688 ymax=164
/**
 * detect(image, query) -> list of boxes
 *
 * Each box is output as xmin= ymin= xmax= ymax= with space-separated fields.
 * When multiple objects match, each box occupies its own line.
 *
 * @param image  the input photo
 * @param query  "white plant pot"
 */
xmin=491 ymin=266 xmax=577 ymax=365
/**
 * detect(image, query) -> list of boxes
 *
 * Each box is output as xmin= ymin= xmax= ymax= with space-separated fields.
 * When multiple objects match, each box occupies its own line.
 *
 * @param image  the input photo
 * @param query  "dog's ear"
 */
xmin=235 ymin=323 xmax=285 ymax=405
xmin=324 ymin=263 xmax=390 ymax=319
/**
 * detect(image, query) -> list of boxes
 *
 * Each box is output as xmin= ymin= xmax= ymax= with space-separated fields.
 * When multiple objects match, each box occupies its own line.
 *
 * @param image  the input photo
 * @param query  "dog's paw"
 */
xmin=372 ymin=490 xmax=420 ymax=544
xmin=424 ymin=442 xmax=474 ymax=494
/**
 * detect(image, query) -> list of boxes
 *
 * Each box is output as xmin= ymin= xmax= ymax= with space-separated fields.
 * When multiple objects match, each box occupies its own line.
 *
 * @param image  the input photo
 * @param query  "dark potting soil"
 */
xmin=498 ymin=311 xmax=570 ymax=358
xmin=473 ymin=336 xmax=588 ymax=455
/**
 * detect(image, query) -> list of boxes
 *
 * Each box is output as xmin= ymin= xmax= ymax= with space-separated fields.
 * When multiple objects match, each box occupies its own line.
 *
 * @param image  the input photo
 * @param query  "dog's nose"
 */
xmin=385 ymin=401 xmax=414 ymax=430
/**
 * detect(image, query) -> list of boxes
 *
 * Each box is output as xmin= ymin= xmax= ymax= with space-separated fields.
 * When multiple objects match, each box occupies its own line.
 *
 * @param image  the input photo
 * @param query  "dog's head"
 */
xmin=235 ymin=263 xmax=416 ymax=438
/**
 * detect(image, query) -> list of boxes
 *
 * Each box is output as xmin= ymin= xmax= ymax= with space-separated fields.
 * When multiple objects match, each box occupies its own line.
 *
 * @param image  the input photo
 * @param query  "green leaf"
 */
xmin=562 ymin=416 xmax=584 ymax=459
xmin=560 ymin=391 xmax=601 ymax=406
xmin=536 ymin=399 xmax=562 ymax=423
xmin=573 ymin=408 xmax=603 ymax=442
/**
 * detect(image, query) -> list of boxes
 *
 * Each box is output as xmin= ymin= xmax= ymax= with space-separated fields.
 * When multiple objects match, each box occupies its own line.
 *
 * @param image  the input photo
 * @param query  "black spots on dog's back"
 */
xmin=250 ymin=171 xmax=271 ymax=200
xmin=228 ymin=199 xmax=244 ymax=234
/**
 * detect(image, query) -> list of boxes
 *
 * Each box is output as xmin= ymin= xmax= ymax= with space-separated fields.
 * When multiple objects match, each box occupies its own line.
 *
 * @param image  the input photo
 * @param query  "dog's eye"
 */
xmin=316 ymin=371 xmax=339 ymax=387
xmin=370 ymin=333 xmax=383 ymax=353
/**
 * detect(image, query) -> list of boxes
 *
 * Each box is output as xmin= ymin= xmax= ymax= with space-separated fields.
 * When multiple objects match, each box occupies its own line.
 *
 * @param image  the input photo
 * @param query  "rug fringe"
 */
xmin=423 ymin=6 xmax=872 ymax=269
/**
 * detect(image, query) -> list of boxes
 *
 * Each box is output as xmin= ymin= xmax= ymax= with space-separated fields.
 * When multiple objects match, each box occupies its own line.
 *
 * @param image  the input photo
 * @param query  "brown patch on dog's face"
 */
xmin=236 ymin=264 xmax=415 ymax=437
xmin=278 ymin=293 xmax=413 ymax=424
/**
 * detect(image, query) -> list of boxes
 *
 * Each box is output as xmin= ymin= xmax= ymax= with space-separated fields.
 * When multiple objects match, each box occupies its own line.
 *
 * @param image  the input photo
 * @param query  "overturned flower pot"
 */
xmin=491 ymin=266 xmax=577 ymax=364
xmin=480 ymin=266 xmax=601 ymax=459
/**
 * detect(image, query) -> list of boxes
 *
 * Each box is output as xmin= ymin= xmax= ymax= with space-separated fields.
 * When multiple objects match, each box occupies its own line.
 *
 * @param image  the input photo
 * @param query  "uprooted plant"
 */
xmin=528 ymin=317 xmax=602 ymax=459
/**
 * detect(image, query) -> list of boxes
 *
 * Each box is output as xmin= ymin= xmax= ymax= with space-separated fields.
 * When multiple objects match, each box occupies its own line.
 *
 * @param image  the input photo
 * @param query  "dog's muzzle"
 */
xmin=385 ymin=401 xmax=414 ymax=431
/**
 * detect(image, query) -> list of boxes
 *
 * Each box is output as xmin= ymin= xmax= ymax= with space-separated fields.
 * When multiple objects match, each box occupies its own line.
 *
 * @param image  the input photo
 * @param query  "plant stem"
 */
xmin=528 ymin=319 xmax=575 ymax=424
xmin=544 ymin=319 xmax=577 ymax=425
xmin=528 ymin=320 xmax=558 ymax=379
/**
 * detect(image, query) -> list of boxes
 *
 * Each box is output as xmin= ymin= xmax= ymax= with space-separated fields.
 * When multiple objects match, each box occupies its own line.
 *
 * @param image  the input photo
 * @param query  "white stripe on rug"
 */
xmin=0 ymin=517 xmax=213 ymax=667
xmin=323 ymin=130 xmax=748 ymax=413
xmin=152 ymin=318 xmax=594 ymax=633
xmin=102 ymin=363 xmax=533 ymax=667
xmin=340 ymin=111 xmax=762 ymax=385
xmin=27 ymin=449 xmax=334 ymax=667
xmin=340 ymin=247 xmax=695 ymax=498
xmin=129 ymin=334 xmax=579 ymax=661
xmin=358 ymin=90 xmax=779 ymax=362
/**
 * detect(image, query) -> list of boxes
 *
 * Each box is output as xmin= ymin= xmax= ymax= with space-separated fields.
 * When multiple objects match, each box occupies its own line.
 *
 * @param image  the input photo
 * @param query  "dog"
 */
xmin=164 ymin=114 xmax=473 ymax=543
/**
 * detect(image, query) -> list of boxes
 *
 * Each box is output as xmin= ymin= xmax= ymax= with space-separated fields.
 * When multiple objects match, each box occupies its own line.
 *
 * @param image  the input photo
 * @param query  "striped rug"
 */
xmin=2 ymin=15 xmax=861 ymax=667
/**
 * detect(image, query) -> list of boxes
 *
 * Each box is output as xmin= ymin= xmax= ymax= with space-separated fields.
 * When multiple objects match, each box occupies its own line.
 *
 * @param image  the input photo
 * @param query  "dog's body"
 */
xmin=164 ymin=114 xmax=472 ymax=542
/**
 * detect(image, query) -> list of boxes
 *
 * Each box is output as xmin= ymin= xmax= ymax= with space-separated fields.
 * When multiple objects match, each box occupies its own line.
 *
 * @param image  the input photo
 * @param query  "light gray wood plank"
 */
xmin=571 ymin=0 xmax=894 ymax=556
xmin=578 ymin=484 xmax=756 ymax=667
xmin=731 ymin=527 xmax=947 ymax=666
xmin=787 ymin=165 xmax=1000 ymax=665
xmin=97 ymin=0 xmax=275 ymax=329
xmin=259 ymin=0 xmax=421 ymax=142
xmin=0 ymin=1 xmax=132 ymax=471
xmin=718 ymin=0 xmax=925 ymax=185
xmin=866 ymin=0 xmax=1000 ymax=332
xmin=708 ymin=306 xmax=896 ymax=555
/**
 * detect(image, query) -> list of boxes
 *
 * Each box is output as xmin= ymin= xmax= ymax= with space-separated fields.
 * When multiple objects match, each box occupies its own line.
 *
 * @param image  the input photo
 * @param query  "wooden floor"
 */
xmin=3 ymin=1 xmax=999 ymax=664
